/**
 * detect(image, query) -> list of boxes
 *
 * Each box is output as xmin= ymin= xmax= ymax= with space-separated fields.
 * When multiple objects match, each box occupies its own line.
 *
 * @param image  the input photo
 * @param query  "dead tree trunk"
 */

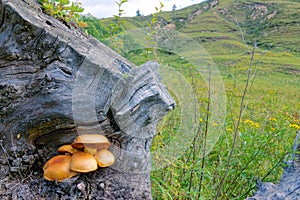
xmin=247 ymin=131 xmax=300 ymax=200
xmin=0 ymin=0 xmax=175 ymax=199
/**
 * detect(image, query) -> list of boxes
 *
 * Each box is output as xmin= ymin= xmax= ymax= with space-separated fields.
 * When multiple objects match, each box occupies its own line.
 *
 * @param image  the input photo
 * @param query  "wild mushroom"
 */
xmin=70 ymin=151 xmax=98 ymax=173
xmin=94 ymin=149 xmax=115 ymax=167
xmin=71 ymin=134 xmax=110 ymax=154
xmin=57 ymin=144 xmax=79 ymax=155
xmin=43 ymin=155 xmax=78 ymax=182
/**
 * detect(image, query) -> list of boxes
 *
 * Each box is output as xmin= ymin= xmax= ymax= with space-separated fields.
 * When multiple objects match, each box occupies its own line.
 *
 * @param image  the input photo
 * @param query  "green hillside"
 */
xmin=83 ymin=0 xmax=299 ymax=199
xmin=162 ymin=0 xmax=300 ymax=53
xmin=158 ymin=0 xmax=300 ymax=70
xmin=85 ymin=0 xmax=300 ymax=73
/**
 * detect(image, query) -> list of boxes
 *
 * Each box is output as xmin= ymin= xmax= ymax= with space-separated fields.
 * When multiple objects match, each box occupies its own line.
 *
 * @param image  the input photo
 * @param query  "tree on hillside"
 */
xmin=172 ymin=4 xmax=177 ymax=12
xmin=136 ymin=9 xmax=141 ymax=16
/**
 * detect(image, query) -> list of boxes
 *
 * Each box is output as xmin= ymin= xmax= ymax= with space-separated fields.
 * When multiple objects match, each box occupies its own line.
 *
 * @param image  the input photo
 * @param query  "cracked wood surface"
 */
xmin=0 ymin=0 xmax=175 ymax=199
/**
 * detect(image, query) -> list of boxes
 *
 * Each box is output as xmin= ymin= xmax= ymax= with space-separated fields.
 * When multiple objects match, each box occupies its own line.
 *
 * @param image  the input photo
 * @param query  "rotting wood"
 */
xmin=0 ymin=0 xmax=175 ymax=199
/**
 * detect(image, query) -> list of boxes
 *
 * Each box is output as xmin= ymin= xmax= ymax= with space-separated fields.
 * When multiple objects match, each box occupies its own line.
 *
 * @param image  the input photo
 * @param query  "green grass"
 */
xmin=122 ymin=47 xmax=299 ymax=199
xmin=146 ymin=52 xmax=299 ymax=199
xmin=84 ymin=0 xmax=300 ymax=199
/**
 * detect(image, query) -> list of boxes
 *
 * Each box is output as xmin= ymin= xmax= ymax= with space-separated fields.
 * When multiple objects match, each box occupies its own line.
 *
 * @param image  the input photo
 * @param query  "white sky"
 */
xmin=79 ymin=0 xmax=206 ymax=19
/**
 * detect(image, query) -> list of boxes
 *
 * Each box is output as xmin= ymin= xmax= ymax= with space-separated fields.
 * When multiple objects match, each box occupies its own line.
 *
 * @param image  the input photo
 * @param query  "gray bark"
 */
xmin=0 ymin=0 xmax=175 ymax=199
xmin=247 ymin=131 xmax=300 ymax=200
xmin=246 ymin=164 xmax=300 ymax=200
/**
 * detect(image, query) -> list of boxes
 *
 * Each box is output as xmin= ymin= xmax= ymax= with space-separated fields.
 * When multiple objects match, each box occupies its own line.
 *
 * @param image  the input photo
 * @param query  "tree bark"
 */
xmin=0 ymin=0 xmax=175 ymax=199
xmin=247 ymin=132 xmax=300 ymax=200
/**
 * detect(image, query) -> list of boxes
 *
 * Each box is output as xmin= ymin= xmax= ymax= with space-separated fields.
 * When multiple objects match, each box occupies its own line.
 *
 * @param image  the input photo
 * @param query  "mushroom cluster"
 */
xmin=43 ymin=134 xmax=115 ymax=182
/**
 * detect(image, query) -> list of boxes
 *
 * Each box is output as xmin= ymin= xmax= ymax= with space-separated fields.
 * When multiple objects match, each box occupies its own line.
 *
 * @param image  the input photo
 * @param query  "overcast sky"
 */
xmin=79 ymin=0 xmax=206 ymax=19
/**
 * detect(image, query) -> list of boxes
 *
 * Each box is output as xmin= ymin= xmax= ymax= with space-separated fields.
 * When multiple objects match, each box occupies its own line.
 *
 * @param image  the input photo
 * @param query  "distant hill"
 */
xmin=127 ymin=0 xmax=300 ymax=52
xmin=83 ymin=0 xmax=300 ymax=73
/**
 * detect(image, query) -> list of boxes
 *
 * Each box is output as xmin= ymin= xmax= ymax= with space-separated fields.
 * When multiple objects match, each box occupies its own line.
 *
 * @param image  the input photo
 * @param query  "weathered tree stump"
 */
xmin=247 ymin=131 xmax=300 ymax=200
xmin=246 ymin=163 xmax=300 ymax=200
xmin=0 ymin=0 xmax=175 ymax=199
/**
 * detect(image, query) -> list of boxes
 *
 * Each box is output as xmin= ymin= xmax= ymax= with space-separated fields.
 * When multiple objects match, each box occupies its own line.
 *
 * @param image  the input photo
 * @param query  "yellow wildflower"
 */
xmin=226 ymin=126 xmax=232 ymax=132
xmin=270 ymin=117 xmax=277 ymax=122
xmin=244 ymin=119 xmax=260 ymax=128
xmin=289 ymin=124 xmax=300 ymax=130
xmin=212 ymin=122 xmax=218 ymax=126
xmin=244 ymin=119 xmax=253 ymax=124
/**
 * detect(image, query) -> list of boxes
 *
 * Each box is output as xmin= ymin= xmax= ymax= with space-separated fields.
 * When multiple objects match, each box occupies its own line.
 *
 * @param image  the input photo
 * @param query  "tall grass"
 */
xmin=147 ymin=51 xmax=298 ymax=200
xmin=83 ymin=0 xmax=300 ymax=198
xmin=119 ymin=45 xmax=298 ymax=199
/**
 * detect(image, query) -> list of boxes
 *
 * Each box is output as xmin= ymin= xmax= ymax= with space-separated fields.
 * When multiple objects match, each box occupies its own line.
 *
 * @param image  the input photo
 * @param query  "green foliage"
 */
xmin=38 ymin=0 xmax=87 ymax=27
xmin=81 ymin=0 xmax=300 ymax=199
xmin=121 ymin=46 xmax=299 ymax=200
xmin=143 ymin=1 xmax=164 ymax=60
xmin=110 ymin=0 xmax=128 ymax=34
xmin=81 ymin=14 xmax=108 ymax=39
xmin=104 ymin=0 xmax=128 ymax=53
xmin=144 ymin=52 xmax=299 ymax=200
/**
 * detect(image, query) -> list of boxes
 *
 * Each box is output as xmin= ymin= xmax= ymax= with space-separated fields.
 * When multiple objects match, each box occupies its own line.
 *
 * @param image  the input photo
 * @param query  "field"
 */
xmin=85 ymin=0 xmax=300 ymax=199
xmin=124 ymin=43 xmax=299 ymax=200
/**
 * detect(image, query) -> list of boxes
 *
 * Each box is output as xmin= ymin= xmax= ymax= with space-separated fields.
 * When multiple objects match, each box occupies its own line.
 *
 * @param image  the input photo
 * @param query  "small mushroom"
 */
xmin=83 ymin=147 xmax=98 ymax=155
xmin=94 ymin=149 xmax=115 ymax=167
xmin=57 ymin=144 xmax=79 ymax=155
xmin=70 ymin=151 xmax=98 ymax=173
xmin=43 ymin=155 xmax=78 ymax=182
xmin=71 ymin=134 xmax=110 ymax=153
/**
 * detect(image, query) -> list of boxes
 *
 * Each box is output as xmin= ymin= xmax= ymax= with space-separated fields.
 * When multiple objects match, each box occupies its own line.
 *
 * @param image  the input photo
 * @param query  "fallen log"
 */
xmin=0 ymin=0 xmax=175 ymax=199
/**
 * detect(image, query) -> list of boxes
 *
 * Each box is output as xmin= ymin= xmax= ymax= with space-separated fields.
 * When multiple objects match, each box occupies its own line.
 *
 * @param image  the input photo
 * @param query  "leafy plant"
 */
xmin=143 ymin=1 xmax=164 ymax=60
xmin=81 ymin=14 xmax=108 ymax=39
xmin=66 ymin=0 xmax=300 ymax=199
xmin=38 ymin=0 xmax=87 ymax=28
xmin=105 ymin=0 xmax=128 ymax=53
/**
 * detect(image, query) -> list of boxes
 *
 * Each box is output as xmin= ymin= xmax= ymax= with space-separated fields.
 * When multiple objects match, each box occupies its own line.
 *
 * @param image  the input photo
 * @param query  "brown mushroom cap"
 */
xmin=83 ymin=147 xmax=98 ymax=155
xmin=43 ymin=155 xmax=78 ymax=182
xmin=43 ymin=154 xmax=69 ymax=171
xmin=70 ymin=151 xmax=98 ymax=173
xmin=57 ymin=144 xmax=79 ymax=155
xmin=94 ymin=149 xmax=115 ymax=167
xmin=71 ymin=134 xmax=110 ymax=150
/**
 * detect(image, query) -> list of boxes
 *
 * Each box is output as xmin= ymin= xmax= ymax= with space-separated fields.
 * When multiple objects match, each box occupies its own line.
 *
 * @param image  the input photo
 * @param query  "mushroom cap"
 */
xmin=70 ymin=151 xmax=98 ymax=173
xmin=57 ymin=144 xmax=79 ymax=155
xmin=43 ymin=155 xmax=78 ymax=182
xmin=94 ymin=149 xmax=115 ymax=167
xmin=71 ymin=134 xmax=110 ymax=150
xmin=83 ymin=147 xmax=98 ymax=155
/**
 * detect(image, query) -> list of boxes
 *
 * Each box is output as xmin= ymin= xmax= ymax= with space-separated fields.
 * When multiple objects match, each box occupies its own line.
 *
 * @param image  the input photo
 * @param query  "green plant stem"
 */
xmin=240 ymin=152 xmax=286 ymax=198
xmin=222 ymin=137 xmax=273 ymax=199
xmin=187 ymin=66 xmax=202 ymax=195
xmin=215 ymin=43 xmax=257 ymax=200
xmin=197 ymin=64 xmax=212 ymax=199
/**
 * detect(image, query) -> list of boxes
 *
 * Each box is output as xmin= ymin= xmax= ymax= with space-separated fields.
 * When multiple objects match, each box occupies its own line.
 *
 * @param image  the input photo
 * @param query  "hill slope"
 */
xmin=157 ymin=0 xmax=300 ymax=54
xmin=82 ymin=1 xmax=300 ymax=199
xmin=85 ymin=0 xmax=300 ymax=74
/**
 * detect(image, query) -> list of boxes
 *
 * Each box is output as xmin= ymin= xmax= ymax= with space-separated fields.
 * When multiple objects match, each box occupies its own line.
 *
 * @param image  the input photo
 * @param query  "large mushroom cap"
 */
xmin=71 ymin=134 xmax=110 ymax=150
xmin=94 ymin=149 xmax=115 ymax=168
xmin=70 ymin=151 xmax=98 ymax=173
xmin=43 ymin=155 xmax=78 ymax=182
xmin=57 ymin=144 xmax=79 ymax=155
